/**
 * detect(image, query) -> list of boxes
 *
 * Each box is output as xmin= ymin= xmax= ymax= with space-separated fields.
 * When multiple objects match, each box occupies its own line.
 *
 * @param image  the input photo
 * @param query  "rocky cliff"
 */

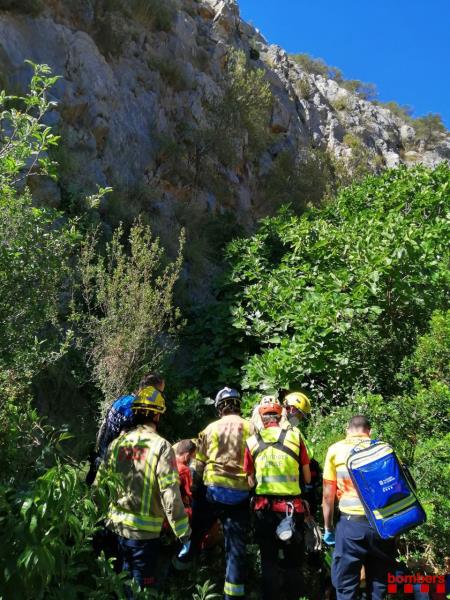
xmin=1 ymin=0 xmax=449 ymax=297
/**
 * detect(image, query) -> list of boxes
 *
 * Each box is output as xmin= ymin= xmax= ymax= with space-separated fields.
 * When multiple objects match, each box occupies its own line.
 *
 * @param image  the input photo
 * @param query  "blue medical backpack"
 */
xmin=346 ymin=440 xmax=426 ymax=539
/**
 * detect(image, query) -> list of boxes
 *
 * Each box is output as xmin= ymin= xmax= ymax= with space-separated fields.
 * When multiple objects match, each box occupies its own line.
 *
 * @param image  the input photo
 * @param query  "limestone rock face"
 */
xmin=0 ymin=0 xmax=448 ymax=297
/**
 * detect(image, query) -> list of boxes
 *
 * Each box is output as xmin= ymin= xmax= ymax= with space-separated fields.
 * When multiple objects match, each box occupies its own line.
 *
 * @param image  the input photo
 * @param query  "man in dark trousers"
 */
xmin=322 ymin=415 xmax=397 ymax=600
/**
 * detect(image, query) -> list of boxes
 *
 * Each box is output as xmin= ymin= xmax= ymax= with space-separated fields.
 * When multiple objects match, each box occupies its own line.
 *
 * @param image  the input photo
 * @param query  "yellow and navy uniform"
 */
xmin=194 ymin=414 xmax=253 ymax=490
xmin=190 ymin=414 xmax=253 ymax=600
xmin=103 ymin=424 xmax=190 ymax=540
xmin=323 ymin=433 xmax=372 ymax=516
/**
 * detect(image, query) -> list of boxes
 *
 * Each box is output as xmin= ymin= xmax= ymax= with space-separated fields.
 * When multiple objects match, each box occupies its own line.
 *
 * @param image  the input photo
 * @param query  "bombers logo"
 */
xmin=387 ymin=572 xmax=446 ymax=595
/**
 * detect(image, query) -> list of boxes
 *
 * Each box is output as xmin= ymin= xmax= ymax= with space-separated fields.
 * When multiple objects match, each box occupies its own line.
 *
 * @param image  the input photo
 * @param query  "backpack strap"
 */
xmin=251 ymin=429 xmax=300 ymax=464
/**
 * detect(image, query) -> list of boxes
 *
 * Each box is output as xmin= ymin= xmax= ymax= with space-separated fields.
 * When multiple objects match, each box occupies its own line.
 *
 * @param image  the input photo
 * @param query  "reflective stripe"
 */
xmin=224 ymin=581 xmax=245 ymax=597
xmin=109 ymin=509 xmax=163 ymax=533
xmin=204 ymin=472 xmax=249 ymax=490
xmin=260 ymin=474 xmax=298 ymax=483
xmin=141 ymin=444 xmax=158 ymax=516
xmin=339 ymin=496 xmax=363 ymax=508
xmin=209 ymin=428 xmax=219 ymax=463
xmin=174 ymin=515 xmax=190 ymax=535
xmin=159 ymin=471 xmax=179 ymax=489
xmin=336 ymin=468 xmax=350 ymax=478
xmin=373 ymin=495 xmax=416 ymax=519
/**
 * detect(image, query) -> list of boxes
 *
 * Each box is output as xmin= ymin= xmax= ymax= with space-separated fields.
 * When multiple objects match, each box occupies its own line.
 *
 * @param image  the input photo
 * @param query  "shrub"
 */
xmin=148 ymin=54 xmax=191 ymax=91
xmin=290 ymin=53 xmax=342 ymax=81
xmin=76 ymin=219 xmax=185 ymax=409
xmin=220 ymin=164 xmax=450 ymax=400
xmin=133 ymin=0 xmax=176 ymax=31
xmin=0 ymin=0 xmax=43 ymax=15
xmin=222 ymin=49 xmax=273 ymax=161
xmin=297 ymin=77 xmax=311 ymax=100
xmin=412 ymin=113 xmax=446 ymax=149
xmin=0 ymin=63 xmax=78 ymax=389
xmin=376 ymin=100 xmax=414 ymax=121
xmin=340 ymin=79 xmax=377 ymax=101
xmin=312 ymin=312 xmax=450 ymax=569
xmin=104 ymin=0 xmax=177 ymax=32
xmin=331 ymin=95 xmax=349 ymax=112
xmin=342 ymin=132 xmax=376 ymax=180
xmin=261 ymin=147 xmax=339 ymax=214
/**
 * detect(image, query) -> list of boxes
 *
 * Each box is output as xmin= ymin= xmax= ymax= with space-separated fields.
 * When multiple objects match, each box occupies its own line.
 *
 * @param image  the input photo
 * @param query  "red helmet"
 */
xmin=259 ymin=395 xmax=282 ymax=417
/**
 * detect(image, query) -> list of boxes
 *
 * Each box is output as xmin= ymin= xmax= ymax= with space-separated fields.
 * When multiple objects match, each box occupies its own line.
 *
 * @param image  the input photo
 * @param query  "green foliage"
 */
xmin=0 ymin=62 xmax=61 ymax=186
xmin=261 ymin=148 xmax=341 ymax=213
xmin=0 ymin=63 xmax=79 ymax=391
xmin=223 ymin=50 xmax=273 ymax=161
xmin=375 ymin=100 xmax=414 ymax=121
xmin=0 ymin=0 xmax=43 ymax=15
xmin=132 ymin=0 xmax=177 ymax=31
xmin=412 ymin=113 xmax=447 ymax=149
xmin=148 ymin=54 xmax=191 ymax=91
xmin=220 ymin=164 xmax=449 ymax=400
xmin=291 ymin=53 xmax=342 ymax=81
xmin=342 ymin=132 xmax=382 ymax=180
xmin=192 ymin=580 xmax=221 ymax=600
xmin=75 ymin=219 xmax=185 ymax=409
xmin=0 ymin=190 xmax=77 ymax=382
xmin=104 ymin=0 xmax=176 ymax=32
xmin=331 ymin=96 xmax=349 ymax=112
xmin=152 ymin=50 xmax=273 ymax=205
xmin=297 ymin=77 xmax=311 ymax=100
xmin=312 ymin=312 xmax=449 ymax=568
xmin=0 ymin=462 xmax=126 ymax=599
xmin=340 ymin=79 xmax=377 ymax=101
xmin=291 ymin=53 xmax=377 ymax=100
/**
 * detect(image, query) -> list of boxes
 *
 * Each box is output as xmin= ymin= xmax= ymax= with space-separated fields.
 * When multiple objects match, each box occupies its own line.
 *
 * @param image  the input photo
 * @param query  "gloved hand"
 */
xmin=323 ymin=528 xmax=336 ymax=546
xmin=177 ymin=539 xmax=191 ymax=559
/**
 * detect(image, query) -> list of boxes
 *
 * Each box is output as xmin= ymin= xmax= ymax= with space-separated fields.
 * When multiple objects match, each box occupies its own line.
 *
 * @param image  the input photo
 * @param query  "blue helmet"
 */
xmin=214 ymin=387 xmax=241 ymax=410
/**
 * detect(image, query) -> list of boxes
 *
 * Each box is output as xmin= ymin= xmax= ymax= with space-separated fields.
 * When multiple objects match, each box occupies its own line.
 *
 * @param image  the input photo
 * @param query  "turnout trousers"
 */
xmin=254 ymin=510 xmax=305 ymax=600
xmin=117 ymin=535 xmax=160 ymax=599
xmin=188 ymin=492 xmax=248 ymax=600
xmin=332 ymin=516 xmax=397 ymax=600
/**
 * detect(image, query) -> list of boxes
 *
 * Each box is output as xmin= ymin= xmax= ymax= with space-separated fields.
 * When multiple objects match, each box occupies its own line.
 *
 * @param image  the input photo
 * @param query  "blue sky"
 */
xmin=238 ymin=0 xmax=450 ymax=128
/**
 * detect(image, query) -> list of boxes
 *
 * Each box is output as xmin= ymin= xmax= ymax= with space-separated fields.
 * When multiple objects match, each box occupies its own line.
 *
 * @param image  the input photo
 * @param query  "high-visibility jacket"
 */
xmin=280 ymin=420 xmax=314 ymax=459
xmin=246 ymin=426 xmax=303 ymax=496
xmin=195 ymin=414 xmax=253 ymax=491
xmin=103 ymin=424 xmax=190 ymax=540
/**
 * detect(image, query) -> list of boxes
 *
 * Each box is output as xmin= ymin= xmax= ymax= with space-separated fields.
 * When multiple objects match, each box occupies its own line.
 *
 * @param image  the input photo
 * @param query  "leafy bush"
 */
xmin=0 ymin=0 xmax=43 ymax=15
xmin=291 ymin=53 xmax=342 ymax=81
xmin=219 ymin=164 xmax=449 ymax=401
xmin=340 ymin=79 xmax=377 ymax=101
xmin=261 ymin=148 xmax=341 ymax=213
xmin=133 ymin=0 xmax=177 ymax=31
xmin=375 ymin=100 xmax=414 ymax=121
xmin=104 ymin=0 xmax=176 ymax=32
xmin=0 ymin=461 xmax=127 ymax=599
xmin=311 ymin=311 xmax=449 ymax=569
xmin=0 ymin=63 xmax=79 ymax=426
xmin=412 ymin=113 xmax=447 ymax=149
xmin=148 ymin=54 xmax=191 ymax=91
xmin=75 ymin=219 xmax=184 ymax=409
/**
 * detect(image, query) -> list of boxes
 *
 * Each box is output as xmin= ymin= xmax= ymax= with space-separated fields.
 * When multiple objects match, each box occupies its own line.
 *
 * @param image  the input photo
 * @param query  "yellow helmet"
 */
xmin=132 ymin=386 xmax=166 ymax=415
xmin=284 ymin=392 xmax=311 ymax=415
